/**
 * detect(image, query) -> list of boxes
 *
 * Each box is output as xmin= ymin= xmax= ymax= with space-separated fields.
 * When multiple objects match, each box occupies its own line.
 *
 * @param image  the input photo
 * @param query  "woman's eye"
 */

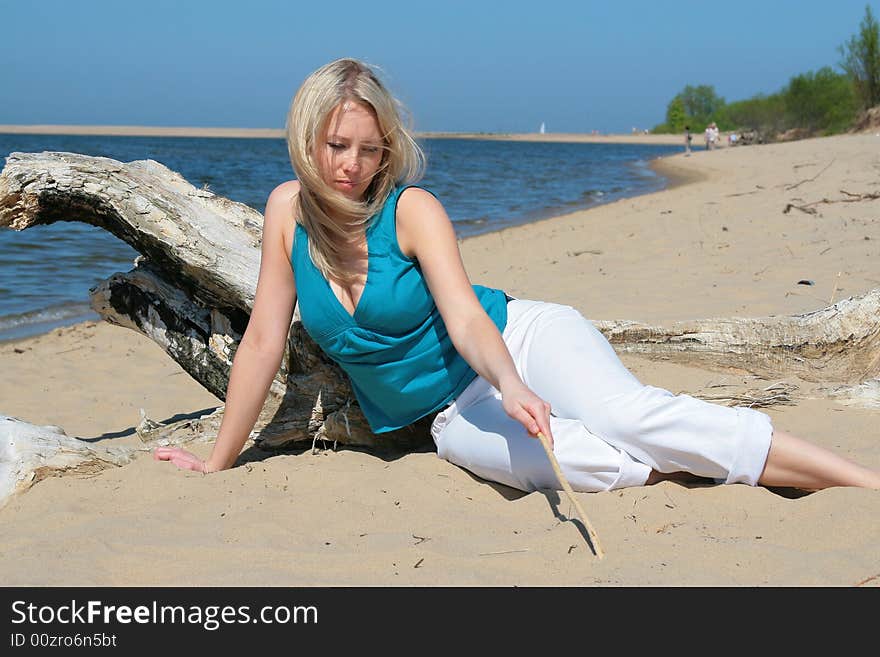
xmin=328 ymin=142 xmax=345 ymax=150
xmin=362 ymin=146 xmax=380 ymax=154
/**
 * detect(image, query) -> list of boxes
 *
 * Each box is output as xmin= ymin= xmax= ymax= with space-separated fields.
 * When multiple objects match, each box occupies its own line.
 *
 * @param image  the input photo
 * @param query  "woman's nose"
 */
xmin=341 ymin=151 xmax=360 ymax=172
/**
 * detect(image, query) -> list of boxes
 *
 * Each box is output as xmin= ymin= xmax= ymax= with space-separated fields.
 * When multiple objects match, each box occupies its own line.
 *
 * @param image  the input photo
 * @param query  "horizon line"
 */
xmin=0 ymin=124 xmax=685 ymax=144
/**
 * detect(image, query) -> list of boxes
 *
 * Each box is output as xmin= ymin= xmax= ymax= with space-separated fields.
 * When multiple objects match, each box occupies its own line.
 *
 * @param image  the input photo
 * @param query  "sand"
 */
xmin=1 ymin=132 xmax=879 ymax=586
xmin=0 ymin=124 xmax=286 ymax=139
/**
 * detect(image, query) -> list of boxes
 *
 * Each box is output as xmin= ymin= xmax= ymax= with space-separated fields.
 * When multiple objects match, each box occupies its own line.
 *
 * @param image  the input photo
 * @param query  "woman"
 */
xmin=155 ymin=58 xmax=880 ymax=493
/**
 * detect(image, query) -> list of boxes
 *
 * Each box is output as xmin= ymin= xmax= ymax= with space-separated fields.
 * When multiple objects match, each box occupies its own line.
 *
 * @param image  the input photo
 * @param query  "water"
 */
xmin=0 ymin=134 xmax=682 ymax=341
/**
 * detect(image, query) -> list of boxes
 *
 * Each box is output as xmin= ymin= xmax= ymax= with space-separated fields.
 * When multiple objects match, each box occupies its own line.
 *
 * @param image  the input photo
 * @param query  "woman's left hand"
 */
xmin=500 ymin=381 xmax=554 ymax=448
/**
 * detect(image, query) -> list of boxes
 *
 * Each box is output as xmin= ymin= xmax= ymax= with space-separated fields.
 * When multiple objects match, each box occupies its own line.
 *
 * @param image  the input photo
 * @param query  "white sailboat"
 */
xmin=538 ymin=122 xmax=546 ymax=134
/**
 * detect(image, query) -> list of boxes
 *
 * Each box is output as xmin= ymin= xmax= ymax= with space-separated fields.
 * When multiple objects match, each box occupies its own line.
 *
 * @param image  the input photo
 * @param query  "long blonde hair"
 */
xmin=285 ymin=58 xmax=425 ymax=282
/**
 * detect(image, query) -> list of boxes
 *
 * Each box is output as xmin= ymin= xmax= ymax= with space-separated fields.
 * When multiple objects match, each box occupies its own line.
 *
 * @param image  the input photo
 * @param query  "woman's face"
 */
xmin=317 ymin=100 xmax=384 ymax=202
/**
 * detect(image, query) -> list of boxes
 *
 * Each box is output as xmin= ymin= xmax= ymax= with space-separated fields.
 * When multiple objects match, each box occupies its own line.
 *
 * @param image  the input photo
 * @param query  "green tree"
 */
xmin=785 ymin=67 xmax=857 ymax=134
xmin=723 ymin=93 xmax=786 ymax=140
xmin=839 ymin=4 xmax=880 ymax=110
xmin=665 ymin=96 xmax=688 ymax=133
xmin=677 ymin=84 xmax=726 ymax=127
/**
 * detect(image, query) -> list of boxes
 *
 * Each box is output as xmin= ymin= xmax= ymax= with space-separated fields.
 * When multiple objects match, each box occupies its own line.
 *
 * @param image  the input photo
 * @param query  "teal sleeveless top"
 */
xmin=290 ymin=185 xmax=508 ymax=433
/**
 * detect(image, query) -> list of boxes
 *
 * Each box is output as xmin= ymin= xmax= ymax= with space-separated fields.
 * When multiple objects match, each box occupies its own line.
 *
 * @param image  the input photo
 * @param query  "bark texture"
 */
xmin=593 ymin=289 xmax=880 ymax=384
xmin=0 ymin=415 xmax=136 ymax=508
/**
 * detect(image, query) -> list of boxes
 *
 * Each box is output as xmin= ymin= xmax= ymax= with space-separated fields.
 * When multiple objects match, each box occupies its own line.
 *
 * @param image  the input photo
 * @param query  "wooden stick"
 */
xmin=537 ymin=432 xmax=605 ymax=559
xmin=829 ymin=271 xmax=841 ymax=305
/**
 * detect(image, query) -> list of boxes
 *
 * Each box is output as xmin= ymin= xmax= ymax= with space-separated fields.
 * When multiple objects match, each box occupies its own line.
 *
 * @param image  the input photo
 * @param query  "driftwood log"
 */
xmin=0 ymin=415 xmax=137 ymax=507
xmin=593 ymin=289 xmax=880 ymax=385
xmin=1 ymin=151 xmax=878 ymax=505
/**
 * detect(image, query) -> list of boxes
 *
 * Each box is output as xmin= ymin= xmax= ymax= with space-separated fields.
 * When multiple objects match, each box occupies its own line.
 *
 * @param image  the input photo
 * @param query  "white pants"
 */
xmin=430 ymin=300 xmax=773 ymax=493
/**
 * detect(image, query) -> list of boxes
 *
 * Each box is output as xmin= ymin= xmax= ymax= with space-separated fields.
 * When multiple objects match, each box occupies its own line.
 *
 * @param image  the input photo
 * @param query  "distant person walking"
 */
xmin=704 ymin=122 xmax=719 ymax=150
xmin=684 ymin=125 xmax=692 ymax=155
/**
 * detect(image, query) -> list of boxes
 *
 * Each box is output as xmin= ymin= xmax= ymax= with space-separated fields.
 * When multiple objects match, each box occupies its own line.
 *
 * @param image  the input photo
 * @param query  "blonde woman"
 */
xmin=156 ymin=58 xmax=880 ymax=493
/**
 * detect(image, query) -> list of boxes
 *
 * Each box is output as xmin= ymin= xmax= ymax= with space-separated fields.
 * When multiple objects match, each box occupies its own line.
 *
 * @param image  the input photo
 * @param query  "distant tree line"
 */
xmin=653 ymin=5 xmax=880 ymax=141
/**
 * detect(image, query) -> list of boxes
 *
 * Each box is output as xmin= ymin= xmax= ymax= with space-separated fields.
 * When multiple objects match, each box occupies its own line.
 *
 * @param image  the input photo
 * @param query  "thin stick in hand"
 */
xmin=537 ymin=432 xmax=605 ymax=559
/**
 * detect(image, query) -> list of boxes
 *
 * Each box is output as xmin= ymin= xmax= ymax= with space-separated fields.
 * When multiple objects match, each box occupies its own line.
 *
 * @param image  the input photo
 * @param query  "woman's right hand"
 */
xmin=153 ymin=446 xmax=212 ymax=473
xmin=500 ymin=380 xmax=554 ymax=448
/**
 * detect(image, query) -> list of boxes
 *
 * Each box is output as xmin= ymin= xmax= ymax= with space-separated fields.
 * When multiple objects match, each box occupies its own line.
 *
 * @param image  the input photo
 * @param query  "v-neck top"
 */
xmin=290 ymin=185 xmax=508 ymax=433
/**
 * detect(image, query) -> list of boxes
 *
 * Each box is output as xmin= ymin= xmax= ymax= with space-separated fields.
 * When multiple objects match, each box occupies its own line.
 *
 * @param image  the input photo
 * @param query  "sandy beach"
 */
xmin=1 ymin=132 xmax=879 ymax=586
xmin=0 ymin=124 xmax=287 ymax=139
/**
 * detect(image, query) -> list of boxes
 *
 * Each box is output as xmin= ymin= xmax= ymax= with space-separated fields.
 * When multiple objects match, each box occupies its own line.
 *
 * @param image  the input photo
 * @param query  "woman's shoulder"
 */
xmin=395 ymin=185 xmax=448 ymax=258
xmin=396 ymin=185 xmax=440 ymax=216
xmin=264 ymin=180 xmax=301 ymax=254
xmin=267 ymin=179 xmax=301 ymax=209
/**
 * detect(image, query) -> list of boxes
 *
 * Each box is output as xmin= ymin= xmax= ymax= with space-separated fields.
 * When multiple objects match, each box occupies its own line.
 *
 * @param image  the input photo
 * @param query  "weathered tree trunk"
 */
xmin=593 ymin=289 xmax=880 ymax=384
xmin=1 ymin=151 xmax=878 ymax=505
xmin=0 ymin=415 xmax=137 ymax=509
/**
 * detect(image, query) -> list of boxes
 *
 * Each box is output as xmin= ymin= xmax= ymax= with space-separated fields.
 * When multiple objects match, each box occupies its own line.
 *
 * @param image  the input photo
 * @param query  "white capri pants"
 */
xmin=430 ymin=299 xmax=773 ymax=493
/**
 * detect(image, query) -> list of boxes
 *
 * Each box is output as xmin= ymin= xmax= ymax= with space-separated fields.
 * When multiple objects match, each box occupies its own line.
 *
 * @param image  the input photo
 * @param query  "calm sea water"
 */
xmin=0 ymin=134 xmax=683 ymax=341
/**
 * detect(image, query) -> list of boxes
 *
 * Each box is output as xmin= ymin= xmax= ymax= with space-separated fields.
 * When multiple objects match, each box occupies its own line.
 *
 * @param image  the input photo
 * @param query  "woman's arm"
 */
xmin=396 ymin=188 xmax=554 ymax=444
xmin=154 ymin=181 xmax=300 ymax=472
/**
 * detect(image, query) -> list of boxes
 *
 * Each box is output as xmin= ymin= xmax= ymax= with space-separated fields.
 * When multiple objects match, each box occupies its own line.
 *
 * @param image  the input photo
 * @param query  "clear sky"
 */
xmin=1 ymin=0 xmax=875 ymax=134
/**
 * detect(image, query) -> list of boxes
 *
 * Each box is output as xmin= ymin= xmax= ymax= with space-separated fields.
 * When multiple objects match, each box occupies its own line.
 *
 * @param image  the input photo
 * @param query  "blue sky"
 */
xmin=1 ymin=0 xmax=875 ymax=133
